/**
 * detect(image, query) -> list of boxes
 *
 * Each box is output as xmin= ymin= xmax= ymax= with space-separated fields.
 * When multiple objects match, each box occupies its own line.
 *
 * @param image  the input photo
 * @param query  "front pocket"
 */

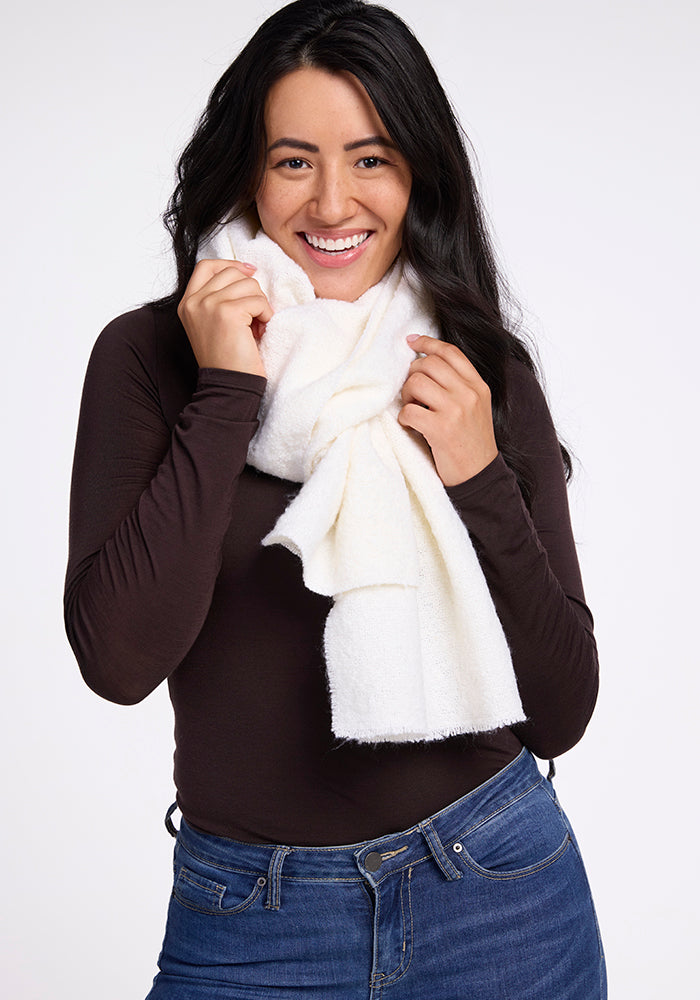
xmin=453 ymin=780 xmax=571 ymax=880
xmin=173 ymin=864 xmax=267 ymax=915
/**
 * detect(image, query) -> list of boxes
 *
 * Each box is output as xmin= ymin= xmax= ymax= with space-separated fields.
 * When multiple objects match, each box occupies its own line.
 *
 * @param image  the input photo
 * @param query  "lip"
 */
xmin=297 ymin=230 xmax=374 ymax=269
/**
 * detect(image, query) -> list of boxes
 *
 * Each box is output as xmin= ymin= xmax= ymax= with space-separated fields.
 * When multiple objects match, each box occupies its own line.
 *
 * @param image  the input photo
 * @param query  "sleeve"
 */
xmin=445 ymin=362 xmax=599 ymax=758
xmin=63 ymin=307 xmax=266 ymax=705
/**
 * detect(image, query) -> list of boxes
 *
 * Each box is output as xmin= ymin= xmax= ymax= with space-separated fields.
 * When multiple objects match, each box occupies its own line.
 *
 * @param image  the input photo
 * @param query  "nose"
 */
xmin=310 ymin=164 xmax=356 ymax=224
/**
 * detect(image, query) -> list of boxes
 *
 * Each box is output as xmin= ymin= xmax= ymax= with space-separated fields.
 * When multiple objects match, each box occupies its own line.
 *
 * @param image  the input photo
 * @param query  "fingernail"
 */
xmin=406 ymin=334 xmax=420 ymax=343
xmin=240 ymin=261 xmax=257 ymax=271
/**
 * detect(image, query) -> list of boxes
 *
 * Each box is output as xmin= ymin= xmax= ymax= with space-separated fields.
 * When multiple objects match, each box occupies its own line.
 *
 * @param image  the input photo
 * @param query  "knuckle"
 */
xmin=434 ymin=339 xmax=455 ymax=358
xmin=179 ymin=297 xmax=194 ymax=319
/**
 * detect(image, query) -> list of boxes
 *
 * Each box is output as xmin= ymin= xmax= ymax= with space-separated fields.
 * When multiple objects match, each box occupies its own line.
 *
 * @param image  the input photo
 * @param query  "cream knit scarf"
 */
xmin=198 ymin=217 xmax=525 ymax=742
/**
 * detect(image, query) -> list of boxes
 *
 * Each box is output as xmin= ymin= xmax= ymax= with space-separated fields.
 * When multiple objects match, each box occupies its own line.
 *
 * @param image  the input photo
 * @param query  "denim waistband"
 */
xmin=175 ymin=749 xmax=545 ymax=888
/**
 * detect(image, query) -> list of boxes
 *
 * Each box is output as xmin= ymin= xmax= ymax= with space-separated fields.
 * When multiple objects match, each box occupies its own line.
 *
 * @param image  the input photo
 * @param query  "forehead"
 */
xmin=264 ymin=67 xmax=387 ymax=141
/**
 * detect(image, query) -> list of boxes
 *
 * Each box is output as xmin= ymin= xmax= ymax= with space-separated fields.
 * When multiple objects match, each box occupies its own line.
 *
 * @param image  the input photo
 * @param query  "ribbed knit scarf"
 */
xmin=198 ymin=217 xmax=525 ymax=742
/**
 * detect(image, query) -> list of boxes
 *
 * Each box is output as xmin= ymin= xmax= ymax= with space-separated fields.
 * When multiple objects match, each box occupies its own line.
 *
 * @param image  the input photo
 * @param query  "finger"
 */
xmin=400 ymin=370 xmax=448 ymax=410
xmin=397 ymin=401 xmax=436 ymax=438
xmin=185 ymin=258 xmax=257 ymax=295
xmin=183 ymin=279 xmax=274 ymax=327
xmin=208 ymin=293 xmax=274 ymax=328
xmin=406 ymin=353 xmax=471 ymax=395
xmin=194 ymin=272 xmax=268 ymax=308
xmin=201 ymin=271 xmax=274 ymax=325
xmin=406 ymin=335 xmax=480 ymax=382
xmin=251 ymin=317 xmax=267 ymax=342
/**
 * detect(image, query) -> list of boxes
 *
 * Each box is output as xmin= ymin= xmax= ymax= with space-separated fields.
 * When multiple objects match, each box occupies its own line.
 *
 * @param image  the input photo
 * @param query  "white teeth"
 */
xmin=305 ymin=232 xmax=370 ymax=251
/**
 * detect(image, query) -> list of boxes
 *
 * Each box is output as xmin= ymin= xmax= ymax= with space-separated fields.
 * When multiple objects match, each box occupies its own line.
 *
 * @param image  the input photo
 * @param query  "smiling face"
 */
xmin=255 ymin=67 xmax=412 ymax=301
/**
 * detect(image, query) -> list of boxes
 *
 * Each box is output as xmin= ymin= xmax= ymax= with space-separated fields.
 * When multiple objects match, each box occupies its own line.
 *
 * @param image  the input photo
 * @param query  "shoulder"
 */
xmin=505 ymin=356 xmax=559 ymax=444
xmin=506 ymin=357 xmax=551 ymax=419
xmin=86 ymin=303 xmax=196 ymax=417
xmin=90 ymin=302 xmax=185 ymax=370
xmin=87 ymin=304 xmax=158 ymax=382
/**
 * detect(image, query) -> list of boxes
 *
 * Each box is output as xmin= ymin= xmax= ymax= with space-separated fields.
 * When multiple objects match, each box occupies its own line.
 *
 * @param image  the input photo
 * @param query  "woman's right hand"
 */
xmin=177 ymin=259 xmax=273 ymax=376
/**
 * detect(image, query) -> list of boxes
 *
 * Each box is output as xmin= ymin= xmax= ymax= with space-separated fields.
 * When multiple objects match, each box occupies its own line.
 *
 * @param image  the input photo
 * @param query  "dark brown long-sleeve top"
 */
xmin=64 ymin=303 xmax=598 ymax=845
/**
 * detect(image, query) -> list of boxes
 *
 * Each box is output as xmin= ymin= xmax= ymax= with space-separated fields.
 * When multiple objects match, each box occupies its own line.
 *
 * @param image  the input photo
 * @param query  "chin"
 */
xmin=312 ymin=276 xmax=371 ymax=301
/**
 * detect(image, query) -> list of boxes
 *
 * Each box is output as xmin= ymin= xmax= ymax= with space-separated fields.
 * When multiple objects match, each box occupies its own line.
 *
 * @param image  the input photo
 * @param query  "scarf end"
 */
xmin=331 ymin=710 xmax=528 ymax=745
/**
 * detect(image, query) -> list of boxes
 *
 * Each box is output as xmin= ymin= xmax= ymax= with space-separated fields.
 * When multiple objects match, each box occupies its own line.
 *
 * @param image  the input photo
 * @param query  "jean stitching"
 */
xmin=370 ymin=877 xmax=382 ymax=988
xmin=177 ymin=841 xmax=363 ymax=884
xmin=570 ymin=839 xmax=607 ymax=966
xmin=359 ymin=878 xmax=374 ymax=920
xmin=417 ymin=747 xmax=530 ymax=828
xmin=355 ymin=758 xmax=535 ymax=862
xmin=177 ymin=868 xmax=226 ymax=898
xmin=431 ymin=819 xmax=461 ymax=880
xmin=371 ymin=853 xmax=432 ymax=884
xmin=279 ymin=874 xmax=366 ymax=884
xmin=376 ymin=867 xmax=415 ymax=987
xmin=418 ymin=819 xmax=461 ymax=881
xmin=265 ymin=846 xmax=291 ymax=910
xmin=458 ymin=833 xmax=571 ymax=881
xmin=173 ymin=869 xmax=266 ymax=915
xmin=179 ymin=840 xmax=268 ymax=878
xmin=177 ymin=782 xmax=544 ymax=890
xmin=454 ymin=777 xmax=542 ymax=843
xmin=173 ymin=752 xmax=537 ymax=880
xmin=181 ymin=835 xmax=422 ymax=882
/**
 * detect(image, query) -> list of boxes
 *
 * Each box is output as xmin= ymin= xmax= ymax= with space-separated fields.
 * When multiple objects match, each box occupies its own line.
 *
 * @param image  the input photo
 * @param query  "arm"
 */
xmin=446 ymin=364 xmax=598 ymax=757
xmin=64 ymin=306 xmax=266 ymax=705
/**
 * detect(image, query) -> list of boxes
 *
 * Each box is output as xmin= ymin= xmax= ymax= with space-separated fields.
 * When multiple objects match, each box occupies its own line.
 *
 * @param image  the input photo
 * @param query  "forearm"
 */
xmin=448 ymin=455 xmax=599 ymax=758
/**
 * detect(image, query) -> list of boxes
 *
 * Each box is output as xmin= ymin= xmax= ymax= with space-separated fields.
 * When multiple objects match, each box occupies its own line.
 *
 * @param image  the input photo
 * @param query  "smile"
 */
xmin=302 ymin=231 xmax=371 ymax=253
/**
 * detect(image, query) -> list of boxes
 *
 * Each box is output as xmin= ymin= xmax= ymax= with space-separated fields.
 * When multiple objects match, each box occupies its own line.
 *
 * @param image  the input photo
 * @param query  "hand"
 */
xmin=398 ymin=335 xmax=498 ymax=486
xmin=177 ymin=259 xmax=273 ymax=376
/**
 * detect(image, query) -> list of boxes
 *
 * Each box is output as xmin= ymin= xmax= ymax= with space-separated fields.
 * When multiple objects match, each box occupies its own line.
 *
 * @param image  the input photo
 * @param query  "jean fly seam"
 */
xmin=370 ymin=875 xmax=382 ymax=988
xmin=374 ymin=867 xmax=415 ymax=989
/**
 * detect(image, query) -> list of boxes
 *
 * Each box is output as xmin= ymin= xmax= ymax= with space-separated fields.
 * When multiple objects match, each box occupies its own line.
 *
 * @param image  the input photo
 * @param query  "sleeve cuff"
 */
xmin=445 ymin=453 xmax=514 ymax=508
xmin=196 ymin=368 xmax=267 ymax=396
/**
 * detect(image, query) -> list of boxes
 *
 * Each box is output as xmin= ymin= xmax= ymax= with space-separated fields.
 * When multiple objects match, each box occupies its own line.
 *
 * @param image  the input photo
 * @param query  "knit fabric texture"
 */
xmin=197 ymin=217 xmax=525 ymax=741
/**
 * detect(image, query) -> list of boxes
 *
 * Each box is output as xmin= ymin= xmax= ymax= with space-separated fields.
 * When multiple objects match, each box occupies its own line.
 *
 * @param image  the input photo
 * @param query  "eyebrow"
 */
xmin=266 ymin=135 xmax=397 ymax=154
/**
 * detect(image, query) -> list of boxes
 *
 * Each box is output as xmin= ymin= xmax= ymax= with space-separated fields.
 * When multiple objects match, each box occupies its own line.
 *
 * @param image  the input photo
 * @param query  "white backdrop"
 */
xmin=2 ymin=1 xmax=698 ymax=996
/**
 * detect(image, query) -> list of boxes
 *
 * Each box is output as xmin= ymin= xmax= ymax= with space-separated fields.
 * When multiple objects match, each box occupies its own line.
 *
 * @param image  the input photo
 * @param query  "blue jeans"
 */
xmin=146 ymin=750 xmax=606 ymax=999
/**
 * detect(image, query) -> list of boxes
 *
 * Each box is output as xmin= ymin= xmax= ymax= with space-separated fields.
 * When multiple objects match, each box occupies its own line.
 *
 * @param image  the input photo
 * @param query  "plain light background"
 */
xmin=2 ymin=0 xmax=698 ymax=996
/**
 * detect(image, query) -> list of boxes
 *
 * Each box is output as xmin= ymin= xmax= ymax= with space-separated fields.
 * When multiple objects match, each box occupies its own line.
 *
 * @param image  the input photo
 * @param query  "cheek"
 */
xmin=256 ymin=181 xmax=291 ymax=232
xmin=382 ymin=185 xmax=411 ymax=238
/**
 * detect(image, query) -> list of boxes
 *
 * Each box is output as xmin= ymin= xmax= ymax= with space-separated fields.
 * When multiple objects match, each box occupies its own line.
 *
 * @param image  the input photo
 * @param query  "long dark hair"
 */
xmin=161 ymin=0 xmax=570 ymax=503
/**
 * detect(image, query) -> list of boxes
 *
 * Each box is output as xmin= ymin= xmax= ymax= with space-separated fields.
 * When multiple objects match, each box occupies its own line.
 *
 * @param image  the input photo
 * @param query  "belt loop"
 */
xmin=164 ymin=802 xmax=179 ymax=838
xmin=419 ymin=819 xmax=461 ymax=881
xmin=265 ymin=846 xmax=291 ymax=910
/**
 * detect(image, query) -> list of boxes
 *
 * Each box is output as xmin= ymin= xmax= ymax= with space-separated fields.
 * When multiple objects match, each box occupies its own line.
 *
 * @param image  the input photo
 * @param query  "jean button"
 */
xmin=364 ymin=851 xmax=382 ymax=872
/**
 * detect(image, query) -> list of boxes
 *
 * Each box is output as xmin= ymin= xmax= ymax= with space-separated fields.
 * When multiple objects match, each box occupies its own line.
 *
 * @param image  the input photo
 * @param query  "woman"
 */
xmin=64 ymin=1 xmax=606 ymax=996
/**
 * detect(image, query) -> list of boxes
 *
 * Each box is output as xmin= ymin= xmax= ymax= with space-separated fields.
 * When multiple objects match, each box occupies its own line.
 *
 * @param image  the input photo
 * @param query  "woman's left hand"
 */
xmin=398 ymin=335 xmax=498 ymax=487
